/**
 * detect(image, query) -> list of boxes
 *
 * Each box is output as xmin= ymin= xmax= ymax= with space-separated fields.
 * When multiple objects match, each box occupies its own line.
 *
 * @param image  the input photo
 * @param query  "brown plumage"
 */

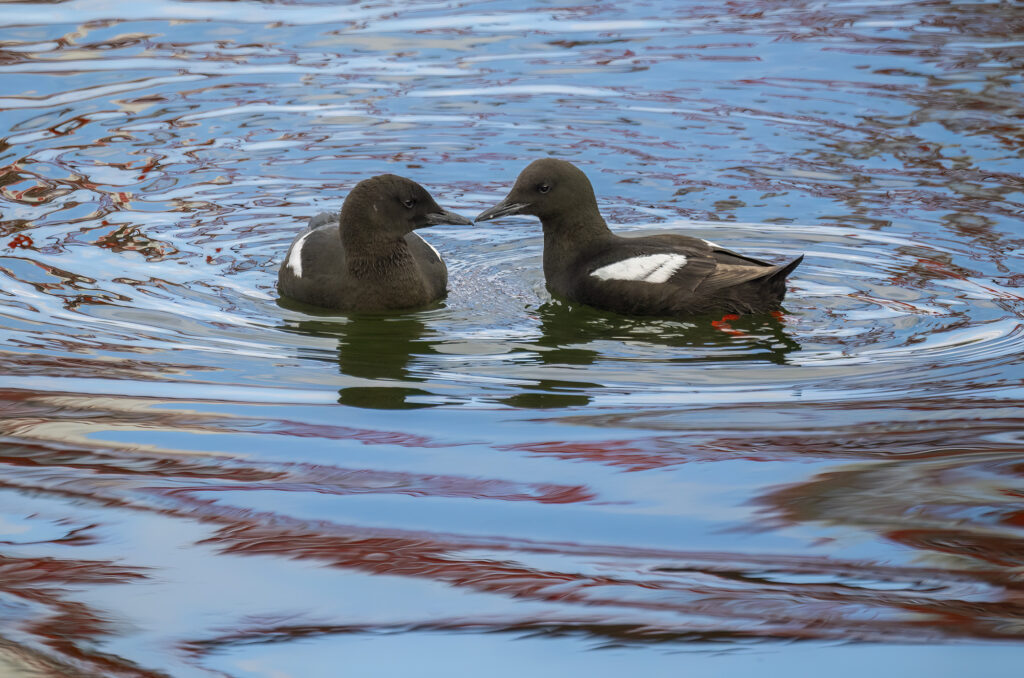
xmin=277 ymin=174 xmax=470 ymax=311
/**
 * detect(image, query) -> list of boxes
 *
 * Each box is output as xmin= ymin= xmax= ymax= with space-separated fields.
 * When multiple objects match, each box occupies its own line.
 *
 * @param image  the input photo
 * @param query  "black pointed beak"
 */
xmin=475 ymin=200 xmax=530 ymax=223
xmin=422 ymin=208 xmax=473 ymax=227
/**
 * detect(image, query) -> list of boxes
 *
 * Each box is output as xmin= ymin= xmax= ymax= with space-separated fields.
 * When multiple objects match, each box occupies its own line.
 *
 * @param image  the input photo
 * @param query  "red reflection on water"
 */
xmin=499 ymin=438 xmax=685 ymax=471
xmin=186 ymin=512 xmax=1024 ymax=650
xmin=7 ymin=233 xmax=34 ymax=248
xmin=757 ymin=449 xmax=1024 ymax=587
xmin=0 ymin=553 xmax=152 ymax=676
xmin=1 ymin=386 xmax=1024 ymax=673
xmin=94 ymin=224 xmax=176 ymax=261
xmin=888 ymin=530 xmax=1024 ymax=568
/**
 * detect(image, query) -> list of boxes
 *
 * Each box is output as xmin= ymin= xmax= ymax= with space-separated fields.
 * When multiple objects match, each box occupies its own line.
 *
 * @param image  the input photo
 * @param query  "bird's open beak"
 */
xmin=475 ymin=200 xmax=530 ymax=223
xmin=422 ymin=208 xmax=473 ymax=227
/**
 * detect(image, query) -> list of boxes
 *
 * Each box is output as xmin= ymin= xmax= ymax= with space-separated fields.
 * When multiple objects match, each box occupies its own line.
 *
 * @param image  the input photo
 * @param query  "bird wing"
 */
xmin=642 ymin=233 xmax=773 ymax=267
xmin=700 ymin=263 xmax=783 ymax=290
xmin=305 ymin=211 xmax=339 ymax=232
xmin=585 ymin=242 xmax=717 ymax=295
xmin=708 ymin=247 xmax=772 ymax=267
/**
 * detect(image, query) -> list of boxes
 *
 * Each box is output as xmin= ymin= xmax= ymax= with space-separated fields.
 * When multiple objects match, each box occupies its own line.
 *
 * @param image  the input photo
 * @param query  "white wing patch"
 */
xmin=591 ymin=253 xmax=689 ymax=284
xmin=286 ymin=231 xmax=312 ymax=278
xmin=702 ymin=239 xmax=721 ymax=249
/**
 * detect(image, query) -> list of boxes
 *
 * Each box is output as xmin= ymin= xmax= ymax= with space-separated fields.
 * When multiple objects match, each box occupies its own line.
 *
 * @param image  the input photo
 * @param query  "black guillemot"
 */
xmin=475 ymin=158 xmax=803 ymax=317
xmin=277 ymin=174 xmax=471 ymax=311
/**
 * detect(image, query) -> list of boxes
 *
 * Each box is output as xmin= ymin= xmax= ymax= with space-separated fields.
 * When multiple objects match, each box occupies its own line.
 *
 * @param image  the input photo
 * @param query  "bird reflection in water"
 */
xmin=500 ymin=301 xmax=801 ymax=409
xmin=279 ymin=299 xmax=800 ymax=411
xmin=531 ymin=299 xmax=801 ymax=367
xmin=333 ymin=314 xmax=439 ymax=409
xmin=280 ymin=301 xmax=440 ymax=409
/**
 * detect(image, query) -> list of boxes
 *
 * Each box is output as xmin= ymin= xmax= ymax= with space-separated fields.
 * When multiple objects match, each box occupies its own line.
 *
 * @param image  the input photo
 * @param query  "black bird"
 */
xmin=476 ymin=158 xmax=803 ymax=317
xmin=278 ymin=174 xmax=471 ymax=311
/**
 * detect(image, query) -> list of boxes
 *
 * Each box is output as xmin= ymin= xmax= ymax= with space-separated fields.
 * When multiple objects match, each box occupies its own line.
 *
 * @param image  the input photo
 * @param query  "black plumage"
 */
xmin=476 ymin=158 xmax=803 ymax=317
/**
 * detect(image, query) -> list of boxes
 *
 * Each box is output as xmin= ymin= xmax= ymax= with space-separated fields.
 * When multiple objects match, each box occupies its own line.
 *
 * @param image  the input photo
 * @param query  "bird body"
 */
xmin=277 ymin=175 xmax=470 ymax=312
xmin=476 ymin=158 xmax=802 ymax=317
xmin=278 ymin=214 xmax=448 ymax=311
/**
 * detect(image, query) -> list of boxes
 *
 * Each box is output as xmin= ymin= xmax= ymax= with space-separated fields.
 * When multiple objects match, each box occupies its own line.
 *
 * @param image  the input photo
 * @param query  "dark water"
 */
xmin=1 ymin=1 xmax=1023 ymax=675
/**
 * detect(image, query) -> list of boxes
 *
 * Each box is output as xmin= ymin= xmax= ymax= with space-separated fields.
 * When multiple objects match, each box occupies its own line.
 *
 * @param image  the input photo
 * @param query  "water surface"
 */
xmin=1 ymin=1 xmax=1023 ymax=676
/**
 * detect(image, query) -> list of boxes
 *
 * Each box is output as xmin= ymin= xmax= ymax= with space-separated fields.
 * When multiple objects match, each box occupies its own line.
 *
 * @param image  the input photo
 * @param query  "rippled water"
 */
xmin=1 ymin=1 xmax=1023 ymax=675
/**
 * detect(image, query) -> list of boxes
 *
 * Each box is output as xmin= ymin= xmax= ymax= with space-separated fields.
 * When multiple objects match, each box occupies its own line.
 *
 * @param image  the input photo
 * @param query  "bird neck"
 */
xmin=540 ymin=206 xmax=613 ymax=252
xmin=540 ymin=207 xmax=614 ymax=289
xmin=342 ymin=231 xmax=415 ymax=278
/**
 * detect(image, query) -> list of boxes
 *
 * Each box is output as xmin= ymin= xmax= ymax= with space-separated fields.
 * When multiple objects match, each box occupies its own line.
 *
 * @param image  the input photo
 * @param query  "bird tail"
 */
xmin=761 ymin=254 xmax=803 ymax=307
xmin=730 ymin=254 xmax=803 ymax=312
xmin=769 ymin=254 xmax=803 ymax=282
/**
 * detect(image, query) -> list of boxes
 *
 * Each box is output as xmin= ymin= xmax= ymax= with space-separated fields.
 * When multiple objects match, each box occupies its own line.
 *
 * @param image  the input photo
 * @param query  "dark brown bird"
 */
xmin=476 ymin=158 xmax=802 ymax=317
xmin=278 ymin=174 xmax=470 ymax=311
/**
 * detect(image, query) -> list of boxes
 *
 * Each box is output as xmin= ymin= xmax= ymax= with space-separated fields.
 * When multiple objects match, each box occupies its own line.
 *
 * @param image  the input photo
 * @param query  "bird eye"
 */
xmin=537 ymin=184 xmax=551 ymax=194
xmin=403 ymin=198 xmax=416 ymax=209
